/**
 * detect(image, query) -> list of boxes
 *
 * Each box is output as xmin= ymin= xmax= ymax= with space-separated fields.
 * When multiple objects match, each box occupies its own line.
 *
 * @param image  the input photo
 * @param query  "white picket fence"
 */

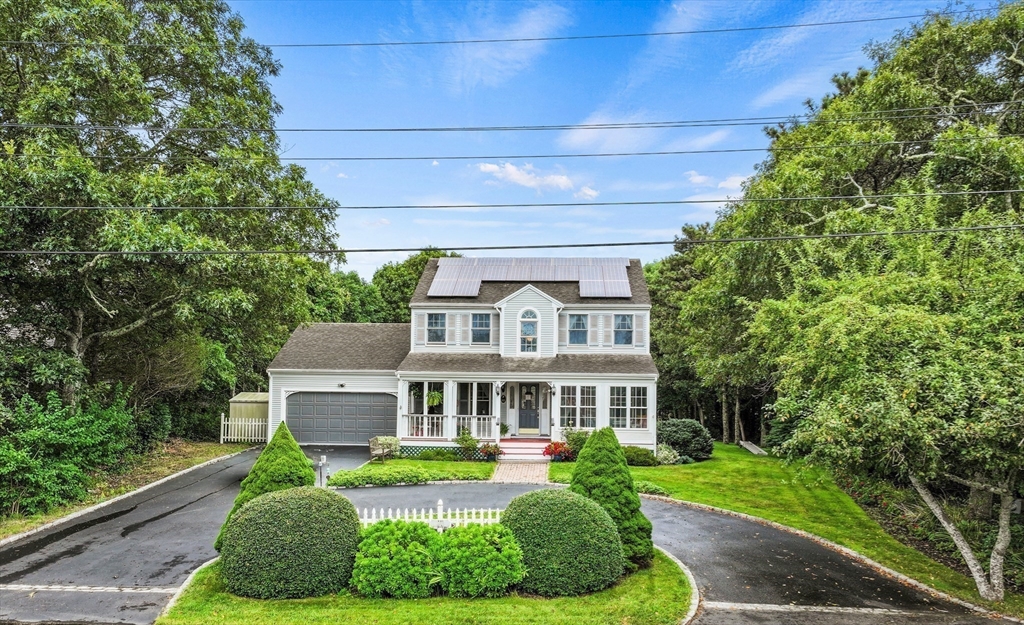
xmin=359 ymin=499 xmax=502 ymax=530
xmin=220 ymin=415 xmax=268 ymax=444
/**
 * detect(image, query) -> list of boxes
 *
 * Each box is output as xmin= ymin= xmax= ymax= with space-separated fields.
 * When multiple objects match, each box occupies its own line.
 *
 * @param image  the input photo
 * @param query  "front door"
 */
xmin=518 ymin=383 xmax=540 ymax=433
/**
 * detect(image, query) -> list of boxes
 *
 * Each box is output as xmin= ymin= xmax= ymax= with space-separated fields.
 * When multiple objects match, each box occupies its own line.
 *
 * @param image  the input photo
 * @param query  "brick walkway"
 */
xmin=490 ymin=461 xmax=549 ymax=484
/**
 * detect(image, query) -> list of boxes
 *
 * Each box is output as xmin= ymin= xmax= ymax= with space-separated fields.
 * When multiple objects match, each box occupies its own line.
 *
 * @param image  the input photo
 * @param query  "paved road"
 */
xmin=0 ymin=460 xmax=1007 ymax=624
xmin=0 ymin=447 xmax=367 ymax=625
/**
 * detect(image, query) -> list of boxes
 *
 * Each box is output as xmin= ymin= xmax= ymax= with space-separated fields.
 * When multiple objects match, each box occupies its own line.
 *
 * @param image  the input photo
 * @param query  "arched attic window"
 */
xmin=519 ymin=309 xmax=538 ymax=354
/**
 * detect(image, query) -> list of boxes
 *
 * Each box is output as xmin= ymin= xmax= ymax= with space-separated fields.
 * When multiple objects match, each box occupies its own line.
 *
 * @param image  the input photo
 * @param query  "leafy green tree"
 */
xmin=569 ymin=427 xmax=654 ymax=571
xmin=0 ymin=0 xmax=339 ymax=412
xmin=371 ymin=249 xmax=459 ymax=322
xmin=215 ymin=423 xmax=314 ymax=550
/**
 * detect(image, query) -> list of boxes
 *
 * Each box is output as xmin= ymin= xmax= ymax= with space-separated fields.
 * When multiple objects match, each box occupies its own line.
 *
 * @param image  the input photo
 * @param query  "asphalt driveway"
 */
xmin=0 ymin=461 xmax=1008 ymax=624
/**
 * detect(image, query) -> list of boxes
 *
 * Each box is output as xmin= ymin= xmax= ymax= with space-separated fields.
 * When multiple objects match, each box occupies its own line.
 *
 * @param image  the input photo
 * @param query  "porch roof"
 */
xmin=396 ymin=352 xmax=658 ymax=376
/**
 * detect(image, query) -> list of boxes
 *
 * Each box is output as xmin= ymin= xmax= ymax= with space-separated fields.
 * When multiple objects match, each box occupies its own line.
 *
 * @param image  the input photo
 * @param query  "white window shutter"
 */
xmin=602 ymin=314 xmax=613 ymax=346
xmin=460 ymin=313 xmax=470 ymax=345
xmin=635 ymin=313 xmax=646 ymax=347
xmin=414 ymin=313 xmax=426 ymax=345
xmin=558 ymin=313 xmax=568 ymax=346
xmin=588 ymin=314 xmax=598 ymax=346
xmin=446 ymin=314 xmax=456 ymax=344
xmin=491 ymin=313 xmax=500 ymax=346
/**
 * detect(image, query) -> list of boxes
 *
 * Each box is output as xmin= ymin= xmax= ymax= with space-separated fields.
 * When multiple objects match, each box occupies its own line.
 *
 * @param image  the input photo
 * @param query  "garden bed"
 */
xmin=549 ymin=443 xmax=1024 ymax=617
xmin=157 ymin=551 xmax=691 ymax=625
xmin=327 ymin=459 xmax=496 ymax=488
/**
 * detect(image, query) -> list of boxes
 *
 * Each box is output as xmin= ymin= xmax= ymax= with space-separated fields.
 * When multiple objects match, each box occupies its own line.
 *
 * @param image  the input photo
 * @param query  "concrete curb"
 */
xmin=655 ymin=545 xmax=701 ymax=625
xmin=160 ymin=557 xmax=219 ymax=618
xmin=0 ymin=446 xmax=258 ymax=549
xmin=640 ymin=494 xmax=1021 ymax=624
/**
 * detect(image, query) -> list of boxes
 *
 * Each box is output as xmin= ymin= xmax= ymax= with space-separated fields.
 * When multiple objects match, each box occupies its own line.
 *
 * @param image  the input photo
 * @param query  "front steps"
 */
xmin=499 ymin=438 xmax=550 ymax=462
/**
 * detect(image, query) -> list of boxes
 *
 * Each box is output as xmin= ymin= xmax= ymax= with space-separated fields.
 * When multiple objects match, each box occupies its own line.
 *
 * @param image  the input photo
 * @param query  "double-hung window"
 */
xmin=630 ymin=387 xmax=648 ymax=429
xmin=568 ymin=314 xmax=588 ymax=345
xmin=471 ymin=313 xmax=491 ymax=344
xmin=580 ymin=386 xmax=597 ymax=428
xmin=560 ymin=385 xmax=578 ymax=428
xmin=427 ymin=313 xmax=446 ymax=344
xmin=614 ymin=314 xmax=634 ymax=345
xmin=520 ymin=310 xmax=538 ymax=353
xmin=609 ymin=386 xmax=628 ymax=428
xmin=457 ymin=382 xmax=493 ymax=416
xmin=561 ymin=385 xmax=597 ymax=428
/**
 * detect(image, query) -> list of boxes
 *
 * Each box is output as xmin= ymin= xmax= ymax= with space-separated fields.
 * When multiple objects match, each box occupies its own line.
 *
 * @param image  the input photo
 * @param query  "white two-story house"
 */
xmin=266 ymin=257 xmax=658 ymax=455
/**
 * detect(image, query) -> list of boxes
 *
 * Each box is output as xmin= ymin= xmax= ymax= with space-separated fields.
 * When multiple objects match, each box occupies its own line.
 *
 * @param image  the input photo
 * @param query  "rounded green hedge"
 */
xmin=351 ymin=520 xmax=441 ymax=598
xmin=437 ymin=524 xmax=525 ymax=598
xmin=622 ymin=446 xmax=658 ymax=466
xmin=502 ymin=489 xmax=624 ymax=597
xmin=220 ymin=487 xmax=360 ymax=599
xmin=657 ymin=419 xmax=714 ymax=461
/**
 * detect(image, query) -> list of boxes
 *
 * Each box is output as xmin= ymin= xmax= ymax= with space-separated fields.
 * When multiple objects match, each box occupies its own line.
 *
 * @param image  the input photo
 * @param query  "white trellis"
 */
xmin=359 ymin=499 xmax=502 ymax=530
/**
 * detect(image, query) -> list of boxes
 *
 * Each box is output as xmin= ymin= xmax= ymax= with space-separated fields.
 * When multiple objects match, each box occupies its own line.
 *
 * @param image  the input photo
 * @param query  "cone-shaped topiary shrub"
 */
xmin=220 ymin=487 xmax=361 ymax=599
xmin=569 ymin=427 xmax=654 ymax=571
xmin=656 ymin=419 xmax=714 ymax=460
xmin=502 ymin=489 xmax=624 ymax=596
xmin=215 ymin=423 xmax=314 ymax=550
xmin=351 ymin=520 xmax=442 ymax=598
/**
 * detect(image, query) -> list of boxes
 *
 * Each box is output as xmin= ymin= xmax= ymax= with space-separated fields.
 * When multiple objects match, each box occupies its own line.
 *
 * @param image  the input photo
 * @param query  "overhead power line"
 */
xmin=3 ymin=224 xmax=1020 ymax=256
xmin=2 ymin=101 xmax=1018 ymax=134
xmin=5 ymin=134 xmax=1022 ymax=162
xmin=0 ymin=9 xmax=985 ymax=49
xmin=5 ymin=188 xmax=1021 ymax=212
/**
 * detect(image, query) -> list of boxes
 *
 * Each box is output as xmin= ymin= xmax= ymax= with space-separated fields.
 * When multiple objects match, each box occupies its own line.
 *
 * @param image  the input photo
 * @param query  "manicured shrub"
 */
xmin=678 ymin=455 xmax=695 ymax=465
xmin=220 ymin=487 xmax=361 ymax=599
xmin=454 ymin=429 xmax=479 ymax=460
xmin=656 ymin=443 xmax=680 ymax=465
xmin=328 ymin=466 xmax=432 ymax=487
xmin=657 ymin=419 xmax=714 ymax=461
xmin=351 ymin=520 xmax=441 ymax=598
xmin=215 ymin=423 xmax=314 ymax=550
xmin=570 ymin=427 xmax=654 ymax=571
xmin=635 ymin=480 xmax=669 ymax=496
xmin=562 ymin=427 xmax=591 ymax=456
xmin=415 ymin=449 xmax=460 ymax=461
xmin=375 ymin=436 xmax=401 ymax=457
xmin=622 ymin=446 xmax=658 ymax=466
xmin=502 ymin=489 xmax=624 ymax=596
xmin=436 ymin=524 xmax=525 ymax=597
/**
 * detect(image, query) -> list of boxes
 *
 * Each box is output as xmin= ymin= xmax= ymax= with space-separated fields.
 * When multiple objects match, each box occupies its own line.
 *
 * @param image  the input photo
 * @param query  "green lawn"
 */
xmin=328 ymin=459 xmax=496 ymax=487
xmin=0 ymin=441 xmax=252 ymax=540
xmin=158 ymin=551 xmax=691 ymax=625
xmin=551 ymin=443 xmax=1024 ymax=618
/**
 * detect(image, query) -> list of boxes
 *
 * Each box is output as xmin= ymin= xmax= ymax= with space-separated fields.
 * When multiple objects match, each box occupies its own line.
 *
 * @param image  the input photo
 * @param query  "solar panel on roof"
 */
xmin=427 ymin=257 xmax=632 ymax=298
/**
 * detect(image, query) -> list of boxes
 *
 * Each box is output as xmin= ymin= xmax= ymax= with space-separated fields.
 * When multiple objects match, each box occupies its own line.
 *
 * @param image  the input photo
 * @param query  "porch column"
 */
xmin=494 ymin=380 xmax=504 ymax=439
xmin=446 ymin=379 xmax=455 ymax=439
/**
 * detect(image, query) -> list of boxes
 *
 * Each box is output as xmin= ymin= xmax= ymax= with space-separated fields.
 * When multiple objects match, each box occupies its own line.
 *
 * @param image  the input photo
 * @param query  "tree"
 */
xmin=569 ymin=427 xmax=654 ymax=571
xmin=0 ymin=0 xmax=339 ymax=411
xmin=667 ymin=5 xmax=1024 ymax=601
xmin=371 ymin=249 xmax=459 ymax=322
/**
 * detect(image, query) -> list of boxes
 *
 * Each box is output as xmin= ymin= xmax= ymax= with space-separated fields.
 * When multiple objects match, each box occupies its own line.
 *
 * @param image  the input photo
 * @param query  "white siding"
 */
xmin=408 ymin=307 xmax=501 ymax=354
xmin=558 ymin=309 xmax=651 ymax=354
xmin=267 ymin=370 xmax=400 ymax=439
xmin=500 ymin=288 xmax=558 ymax=357
xmin=549 ymin=379 xmax=657 ymax=449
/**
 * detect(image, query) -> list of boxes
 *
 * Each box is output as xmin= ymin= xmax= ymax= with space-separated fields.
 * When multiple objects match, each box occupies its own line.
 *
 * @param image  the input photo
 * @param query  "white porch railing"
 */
xmin=407 ymin=414 xmax=445 ymax=438
xmin=360 ymin=499 xmax=501 ymax=530
xmin=454 ymin=415 xmax=493 ymax=440
xmin=220 ymin=414 xmax=268 ymax=443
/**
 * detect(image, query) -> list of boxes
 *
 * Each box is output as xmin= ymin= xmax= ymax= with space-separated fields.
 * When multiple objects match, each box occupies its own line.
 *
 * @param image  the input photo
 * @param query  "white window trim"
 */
xmin=457 ymin=381 xmax=494 ymax=417
xmin=471 ymin=313 xmax=491 ymax=345
xmin=608 ymin=384 xmax=649 ymax=430
xmin=518 ymin=308 xmax=540 ymax=356
xmin=426 ymin=313 xmax=447 ymax=345
xmin=613 ymin=313 xmax=635 ymax=347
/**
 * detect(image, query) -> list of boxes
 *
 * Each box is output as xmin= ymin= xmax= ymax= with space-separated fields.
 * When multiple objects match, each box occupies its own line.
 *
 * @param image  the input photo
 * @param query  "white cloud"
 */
xmin=361 ymin=218 xmax=391 ymax=228
xmin=558 ymin=111 xmax=662 ymax=152
xmin=574 ymin=186 xmax=599 ymax=200
xmin=751 ymin=72 xmax=827 ymax=109
xmin=431 ymin=160 xmax=440 ymax=166
xmin=622 ymin=2 xmax=708 ymax=92
xmin=413 ymin=218 xmax=543 ymax=229
xmin=663 ymin=129 xmax=731 ymax=152
xmin=444 ymin=4 xmax=572 ymax=92
xmin=718 ymin=175 xmax=748 ymax=190
xmin=685 ymin=170 xmax=712 ymax=185
xmin=478 ymin=162 xmax=574 ymax=191
xmin=336 ymin=172 xmax=349 ymax=179
xmin=731 ymin=2 xmax=868 ymax=71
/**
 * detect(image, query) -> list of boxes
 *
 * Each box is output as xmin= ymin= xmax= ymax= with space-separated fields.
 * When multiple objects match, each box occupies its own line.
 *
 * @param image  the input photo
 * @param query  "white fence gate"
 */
xmin=220 ymin=413 xmax=268 ymax=444
xmin=359 ymin=499 xmax=501 ymax=530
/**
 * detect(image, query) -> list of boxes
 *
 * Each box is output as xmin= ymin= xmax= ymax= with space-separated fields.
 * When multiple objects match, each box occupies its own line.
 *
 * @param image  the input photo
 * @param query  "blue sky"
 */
xmin=225 ymin=0 xmax=994 ymax=279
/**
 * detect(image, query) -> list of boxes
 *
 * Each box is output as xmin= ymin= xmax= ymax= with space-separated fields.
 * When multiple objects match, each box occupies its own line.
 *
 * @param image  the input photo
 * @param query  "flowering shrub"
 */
xmin=656 ymin=444 xmax=680 ymax=465
xmin=478 ymin=443 xmax=504 ymax=459
xmin=543 ymin=441 xmax=574 ymax=461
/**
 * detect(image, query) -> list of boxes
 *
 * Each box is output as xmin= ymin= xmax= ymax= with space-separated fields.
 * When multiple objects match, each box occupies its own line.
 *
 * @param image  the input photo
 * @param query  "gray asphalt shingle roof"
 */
xmin=410 ymin=258 xmax=651 ymax=306
xmin=268 ymin=323 xmax=410 ymax=371
xmin=397 ymin=352 xmax=658 ymax=376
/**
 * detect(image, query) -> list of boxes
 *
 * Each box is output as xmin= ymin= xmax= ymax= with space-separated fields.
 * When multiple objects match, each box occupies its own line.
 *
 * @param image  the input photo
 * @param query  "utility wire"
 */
xmin=5 ymin=134 xmax=1021 ymax=162
xmin=3 ymin=224 xmax=1021 ymax=256
xmin=1 ymin=101 xmax=1017 ymax=134
xmin=5 ymin=188 xmax=1021 ymax=212
xmin=0 ymin=9 xmax=986 ymax=49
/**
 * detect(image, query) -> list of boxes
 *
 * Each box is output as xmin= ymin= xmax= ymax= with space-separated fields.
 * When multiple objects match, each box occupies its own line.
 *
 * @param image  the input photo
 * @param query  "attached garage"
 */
xmin=286 ymin=392 xmax=398 ymax=445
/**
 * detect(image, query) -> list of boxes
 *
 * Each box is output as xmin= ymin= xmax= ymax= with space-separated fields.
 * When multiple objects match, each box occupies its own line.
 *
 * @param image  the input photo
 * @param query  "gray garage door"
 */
xmin=286 ymin=392 xmax=398 ymax=445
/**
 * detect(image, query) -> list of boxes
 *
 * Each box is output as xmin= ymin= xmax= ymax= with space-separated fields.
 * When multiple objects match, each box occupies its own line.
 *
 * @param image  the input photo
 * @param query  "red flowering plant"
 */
xmin=478 ymin=443 xmax=504 ymax=460
xmin=542 ymin=441 xmax=574 ymax=462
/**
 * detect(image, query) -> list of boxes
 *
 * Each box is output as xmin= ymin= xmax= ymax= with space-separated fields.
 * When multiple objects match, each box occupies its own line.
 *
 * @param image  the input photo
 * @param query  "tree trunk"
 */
xmin=968 ymin=481 xmax=993 ymax=520
xmin=734 ymin=393 xmax=745 ymax=442
xmin=909 ymin=475 xmax=1001 ymax=601
xmin=697 ymin=401 xmax=705 ymax=427
xmin=988 ymin=491 xmax=1014 ymax=602
xmin=719 ymin=388 xmax=729 ymax=443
